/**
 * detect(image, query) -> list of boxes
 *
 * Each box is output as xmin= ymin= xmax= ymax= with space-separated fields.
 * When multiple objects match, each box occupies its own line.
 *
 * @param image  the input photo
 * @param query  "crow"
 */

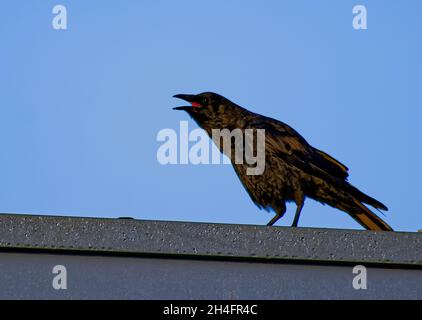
xmin=173 ymin=92 xmax=392 ymax=231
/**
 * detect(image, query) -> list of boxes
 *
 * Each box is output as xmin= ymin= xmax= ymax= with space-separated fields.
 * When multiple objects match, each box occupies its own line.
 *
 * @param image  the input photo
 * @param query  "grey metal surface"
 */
xmin=0 ymin=213 xmax=421 ymax=267
xmin=1 ymin=251 xmax=421 ymax=300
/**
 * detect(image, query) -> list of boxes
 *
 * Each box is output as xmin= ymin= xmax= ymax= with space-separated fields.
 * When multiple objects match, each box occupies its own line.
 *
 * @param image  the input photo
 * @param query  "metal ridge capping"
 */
xmin=0 ymin=213 xmax=421 ymax=267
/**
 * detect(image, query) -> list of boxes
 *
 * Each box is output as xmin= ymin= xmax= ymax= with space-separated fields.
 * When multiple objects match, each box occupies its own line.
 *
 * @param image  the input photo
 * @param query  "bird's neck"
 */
xmin=198 ymin=107 xmax=251 ymax=135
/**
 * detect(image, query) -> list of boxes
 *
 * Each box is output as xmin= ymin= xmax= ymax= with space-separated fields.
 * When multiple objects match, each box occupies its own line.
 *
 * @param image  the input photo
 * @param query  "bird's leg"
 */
xmin=292 ymin=196 xmax=305 ymax=227
xmin=267 ymin=215 xmax=281 ymax=227
xmin=267 ymin=203 xmax=286 ymax=226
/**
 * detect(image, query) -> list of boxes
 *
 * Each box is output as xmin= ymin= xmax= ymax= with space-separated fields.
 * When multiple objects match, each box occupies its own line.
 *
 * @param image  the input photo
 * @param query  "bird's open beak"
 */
xmin=173 ymin=94 xmax=202 ymax=111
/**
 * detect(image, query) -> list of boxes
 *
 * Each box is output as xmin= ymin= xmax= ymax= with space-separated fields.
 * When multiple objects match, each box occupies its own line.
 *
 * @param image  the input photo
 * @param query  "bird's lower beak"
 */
xmin=172 ymin=94 xmax=201 ymax=111
xmin=173 ymin=106 xmax=192 ymax=111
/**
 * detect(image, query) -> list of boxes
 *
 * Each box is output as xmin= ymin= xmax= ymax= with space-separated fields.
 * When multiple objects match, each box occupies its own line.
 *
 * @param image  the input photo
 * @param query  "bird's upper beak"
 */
xmin=173 ymin=94 xmax=202 ymax=111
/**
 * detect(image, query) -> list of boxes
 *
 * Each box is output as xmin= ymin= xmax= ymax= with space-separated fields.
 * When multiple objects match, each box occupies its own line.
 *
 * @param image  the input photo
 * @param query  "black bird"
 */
xmin=173 ymin=92 xmax=392 ymax=231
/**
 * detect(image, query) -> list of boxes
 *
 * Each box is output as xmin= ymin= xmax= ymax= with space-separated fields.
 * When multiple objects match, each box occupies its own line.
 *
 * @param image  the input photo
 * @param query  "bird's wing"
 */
xmin=309 ymin=147 xmax=349 ymax=180
xmin=245 ymin=116 xmax=388 ymax=213
xmin=250 ymin=116 xmax=349 ymax=180
xmin=260 ymin=119 xmax=388 ymax=211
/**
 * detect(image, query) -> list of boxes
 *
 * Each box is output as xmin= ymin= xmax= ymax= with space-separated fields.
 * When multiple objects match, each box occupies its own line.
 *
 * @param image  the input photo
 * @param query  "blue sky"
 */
xmin=0 ymin=1 xmax=421 ymax=231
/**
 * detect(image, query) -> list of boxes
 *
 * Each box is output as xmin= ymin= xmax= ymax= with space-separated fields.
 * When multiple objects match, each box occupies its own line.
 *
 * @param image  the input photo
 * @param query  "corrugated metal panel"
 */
xmin=0 ymin=214 xmax=421 ymax=299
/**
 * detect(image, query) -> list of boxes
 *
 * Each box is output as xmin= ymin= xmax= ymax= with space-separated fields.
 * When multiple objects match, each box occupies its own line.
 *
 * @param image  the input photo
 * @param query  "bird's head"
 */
xmin=173 ymin=92 xmax=243 ymax=130
xmin=173 ymin=92 xmax=224 ymax=115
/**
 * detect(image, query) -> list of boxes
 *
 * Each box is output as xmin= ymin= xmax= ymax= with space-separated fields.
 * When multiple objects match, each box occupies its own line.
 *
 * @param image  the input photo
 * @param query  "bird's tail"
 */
xmin=348 ymin=184 xmax=388 ymax=211
xmin=335 ymin=198 xmax=393 ymax=231
xmin=312 ymin=182 xmax=393 ymax=231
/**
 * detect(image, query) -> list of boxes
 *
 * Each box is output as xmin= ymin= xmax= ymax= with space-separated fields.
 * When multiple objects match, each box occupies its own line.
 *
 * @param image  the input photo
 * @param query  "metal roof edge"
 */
xmin=0 ymin=213 xmax=421 ymax=267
